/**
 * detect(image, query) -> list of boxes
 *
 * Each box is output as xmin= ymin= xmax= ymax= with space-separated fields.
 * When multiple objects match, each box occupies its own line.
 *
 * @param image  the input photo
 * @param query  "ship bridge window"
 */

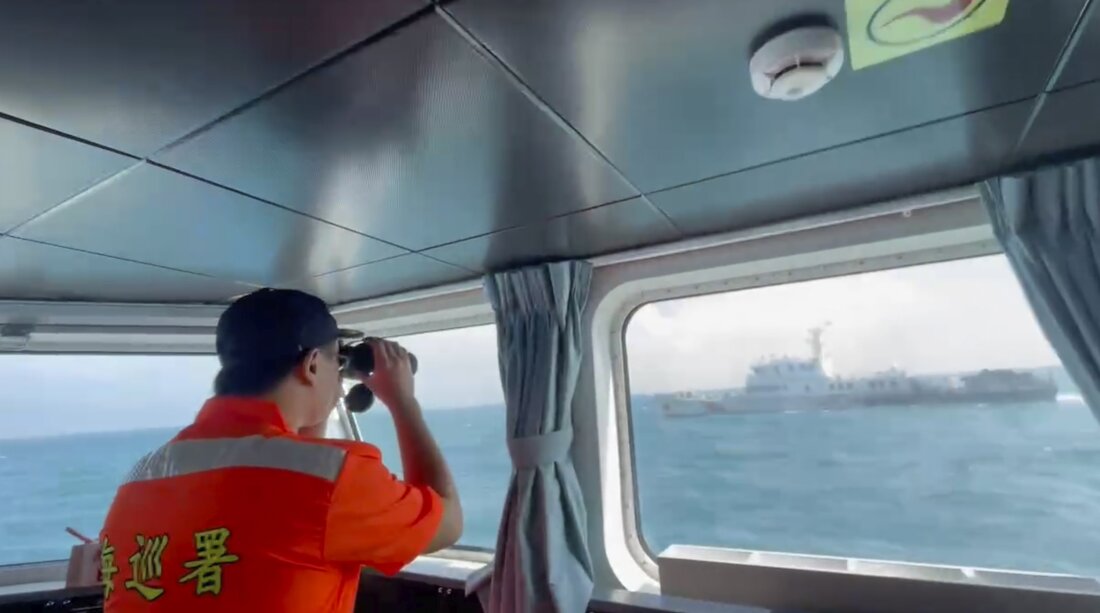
xmin=351 ymin=324 xmax=507 ymax=550
xmin=0 ymin=354 xmax=220 ymax=566
xmin=624 ymin=254 xmax=1100 ymax=578
xmin=0 ymin=325 xmax=508 ymax=567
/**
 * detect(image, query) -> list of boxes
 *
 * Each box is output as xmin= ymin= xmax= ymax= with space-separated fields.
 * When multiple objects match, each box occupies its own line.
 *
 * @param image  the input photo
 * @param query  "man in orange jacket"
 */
xmin=100 ymin=288 xmax=463 ymax=611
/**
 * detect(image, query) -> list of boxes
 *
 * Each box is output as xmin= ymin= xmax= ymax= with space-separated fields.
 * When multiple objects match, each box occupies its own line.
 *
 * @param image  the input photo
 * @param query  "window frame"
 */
xmin=618 ymin=250 xmax=1020 ymax=567
xmin=583 ymin=186 xmax=1002 ymax=587
xmin=0 ymin=280 xmax=498 ymax=570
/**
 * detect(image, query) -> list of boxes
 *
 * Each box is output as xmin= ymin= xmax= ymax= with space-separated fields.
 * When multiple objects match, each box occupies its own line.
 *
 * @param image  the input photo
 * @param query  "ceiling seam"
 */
xmin=1049 ymin=73 xmax=1100 ymax=94
xmin=301 ymin=253 xmax=479 ymax=304
xmin=1 ymin=161 xmax=139 ymax=236
xmin=4 ymin=3 xmax=676 ymax=263
xmin=12 ymin=189 xmax=399 ymax=288
xmin=302 ymin=253 xmax=409 ymax=281
xmin=144 ymin=162 xmax=416 ymax=253
xmin=9 ymin=236 xmax=259 ymax=287
xmin=0 ymin=5 xmax=434 ymax=160
xmin=5 ymin=159 xmax=424 ymax=286
xmin=1041 ymin=0 xmax=1096 ymax=94
xmin=636 ymin=194 xmax=683 ymax=236
xmin=435 ymin=5 xmax=686 ymax=238
xmin=1012 ymin=0 xmax=1096 ymax=154
xmin=3 ymin=8 xmax=438 ymax=250
xmin=7 ymin=160 xmax=413 ymax=271
xmin=411 ymin=194 xmax=644 ymax=254
xmin=642 ymin=94 xmax=1040 ymax=199
xmin=305 ymin=251 xmax=473 ymax=281
xmin=146 ymin=4 xmax=437 ymax=159
xmin=415 ymin=252 xmax=480 ymax=274
xmin=15 ymin=231 xmax=407 ymax=293
xmin=0 ymin=109 xmax=138 ymax=159
xmin=3 ymin=161 xmax=145 ymax=237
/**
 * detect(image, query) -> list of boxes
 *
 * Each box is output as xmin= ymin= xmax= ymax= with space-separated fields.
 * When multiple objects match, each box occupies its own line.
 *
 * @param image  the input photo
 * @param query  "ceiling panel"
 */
xmin=1017 ymin=80 xmax=1100 ymax=164
xmin=447 ymin=0 xmax=1086 ymax=193
xmin=0 ymin=237 xmax=253 ymax=303
xmin=649 ymin=100 xmax=1032 ymax=236
xmin=1054 ymin=2 xmax=1100 ymax=90
xmin=291 ymin=254 xmax=473 ymax=304
xmin=157 ymin=14 xmax=638 ymax=251
xmin=13 ymin=164 xmax=405 ymax=286
xmin=0 ymin=120 xmax=134 ymax=234
xmin=0 ymin=0 xmax=419 ymax=155
xmin=425 ymin=197 xmax=680 ymax=272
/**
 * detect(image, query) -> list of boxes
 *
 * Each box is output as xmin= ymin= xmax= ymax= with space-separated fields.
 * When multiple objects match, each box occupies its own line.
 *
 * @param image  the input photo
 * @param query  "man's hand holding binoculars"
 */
xmin=358 ymin=339 xmax=416 ymax=412
xmin=340 ymin=338 xmax=419 ymax=415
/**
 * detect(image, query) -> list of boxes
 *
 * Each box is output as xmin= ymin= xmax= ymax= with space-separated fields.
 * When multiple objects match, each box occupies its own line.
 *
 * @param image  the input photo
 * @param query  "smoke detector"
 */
xmin=749 ymin=26 xmax=844 ymax=101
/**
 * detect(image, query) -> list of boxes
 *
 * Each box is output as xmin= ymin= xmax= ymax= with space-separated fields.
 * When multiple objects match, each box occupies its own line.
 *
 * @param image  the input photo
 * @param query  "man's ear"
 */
xmin=296 ymin=349 xmax=322 ymax=386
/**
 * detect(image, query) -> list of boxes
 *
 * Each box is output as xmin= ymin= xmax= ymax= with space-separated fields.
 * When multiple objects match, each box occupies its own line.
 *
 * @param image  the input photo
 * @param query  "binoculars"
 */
xmin=339 ymin=341 xmax=418 ymax=413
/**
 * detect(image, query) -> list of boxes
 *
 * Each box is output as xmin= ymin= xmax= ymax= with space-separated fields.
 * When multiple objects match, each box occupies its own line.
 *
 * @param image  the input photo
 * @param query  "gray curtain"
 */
xmin=474 ymin=261 xmax=595 ymax=612
xmin=982 ymin=156 xmax=1100 ymax=420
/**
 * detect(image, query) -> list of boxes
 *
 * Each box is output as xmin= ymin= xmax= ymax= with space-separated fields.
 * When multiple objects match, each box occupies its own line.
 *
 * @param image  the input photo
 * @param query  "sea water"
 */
xmin=2 ymin=398 xmax=1098 ymax=579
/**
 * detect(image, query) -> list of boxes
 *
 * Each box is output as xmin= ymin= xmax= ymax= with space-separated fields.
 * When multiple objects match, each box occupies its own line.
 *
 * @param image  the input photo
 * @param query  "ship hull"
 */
xmin=661 ymin=386 xmax=1058 ymax=417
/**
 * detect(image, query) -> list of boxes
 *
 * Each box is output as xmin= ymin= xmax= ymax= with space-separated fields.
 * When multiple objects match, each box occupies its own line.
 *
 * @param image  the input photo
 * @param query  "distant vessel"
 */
xmin=660 ymin=326 xmax=1058 ymax=417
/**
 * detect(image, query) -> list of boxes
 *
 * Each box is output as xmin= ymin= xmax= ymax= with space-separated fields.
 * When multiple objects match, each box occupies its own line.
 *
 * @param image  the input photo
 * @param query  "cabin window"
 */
xmin=351 ymin=324 xmax=506 ymax=550
xmin=0 ymin=354 xmax=220 ymax=566
xmin=624 ymin=254 xmax=1100 ymax=577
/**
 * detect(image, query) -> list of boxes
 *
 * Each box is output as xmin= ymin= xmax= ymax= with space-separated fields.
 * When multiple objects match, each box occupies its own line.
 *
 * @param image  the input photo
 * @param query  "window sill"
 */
xmin=0 ymin=580 xmax=67 ymax=599
xmin=391 ymin=553 xmax=491 ymax=591
xmin=0 ymin=559 xmax=67 ymax=587
xmin=659 ymin=544 xmax=1100 ymax=613
xmin=392 ymin=554 xmax=770 ymax=612
xmin=590 ymin=588 xmax=765 ymax=612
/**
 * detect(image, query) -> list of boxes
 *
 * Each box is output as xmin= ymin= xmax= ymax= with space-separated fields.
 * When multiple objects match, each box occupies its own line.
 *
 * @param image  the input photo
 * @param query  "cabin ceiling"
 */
xmin=0 ymin=0 xmax=1098 ymax=305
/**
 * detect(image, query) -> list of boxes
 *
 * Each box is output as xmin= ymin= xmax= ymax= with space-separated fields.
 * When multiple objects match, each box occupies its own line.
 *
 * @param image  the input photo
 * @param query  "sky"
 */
xmin=0 ymin=326 xmax=504 ymax=439
xmin=0 ymin=254 xmax=1061 ymax=438
xmin=626 ymin=255 xmax=1060 ymax=394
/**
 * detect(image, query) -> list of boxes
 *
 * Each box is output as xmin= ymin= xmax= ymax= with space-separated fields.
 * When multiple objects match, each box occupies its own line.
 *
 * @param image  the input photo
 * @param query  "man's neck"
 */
xmin=260 ymin=389 xmax=306 ymax=433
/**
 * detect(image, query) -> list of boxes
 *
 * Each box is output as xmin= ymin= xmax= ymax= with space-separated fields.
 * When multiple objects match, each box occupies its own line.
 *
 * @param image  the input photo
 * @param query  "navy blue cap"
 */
xmin=216 ymin=288 xmax=360 ymax=369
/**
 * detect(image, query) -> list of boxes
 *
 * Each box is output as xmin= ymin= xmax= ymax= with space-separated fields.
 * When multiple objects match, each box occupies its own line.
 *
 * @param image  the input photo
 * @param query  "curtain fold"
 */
xmin=473 ymin=261 xmax=595 ymax=612
xmin=981 ymin=156 xmax=1100 ymax=421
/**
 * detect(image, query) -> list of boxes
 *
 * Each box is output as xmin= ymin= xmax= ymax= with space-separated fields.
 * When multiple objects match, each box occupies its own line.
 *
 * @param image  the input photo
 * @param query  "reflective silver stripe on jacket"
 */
xmin=125 ymin=435 xmax=347 ymax=484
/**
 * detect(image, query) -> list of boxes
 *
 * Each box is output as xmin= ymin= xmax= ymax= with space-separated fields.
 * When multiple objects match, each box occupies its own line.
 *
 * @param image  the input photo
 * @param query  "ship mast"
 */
xmin=808 ymin=322 xmax=831 ymax=365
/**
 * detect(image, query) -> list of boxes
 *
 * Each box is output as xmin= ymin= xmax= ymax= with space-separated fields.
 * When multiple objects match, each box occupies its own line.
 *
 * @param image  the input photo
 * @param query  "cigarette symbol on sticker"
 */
xmin=869 ymin=0 xmax=989 ymax=45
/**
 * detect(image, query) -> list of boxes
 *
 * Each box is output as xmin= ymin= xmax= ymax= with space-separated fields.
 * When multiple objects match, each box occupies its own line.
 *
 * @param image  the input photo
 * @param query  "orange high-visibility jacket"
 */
xmin=100 ymin=397 xmax=442 ymax=612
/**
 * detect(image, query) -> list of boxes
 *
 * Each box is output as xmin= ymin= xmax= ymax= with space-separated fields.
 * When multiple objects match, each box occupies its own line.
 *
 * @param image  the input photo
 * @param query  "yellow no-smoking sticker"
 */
xmin=846 ymin=0 xmax=1010 ymax=69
